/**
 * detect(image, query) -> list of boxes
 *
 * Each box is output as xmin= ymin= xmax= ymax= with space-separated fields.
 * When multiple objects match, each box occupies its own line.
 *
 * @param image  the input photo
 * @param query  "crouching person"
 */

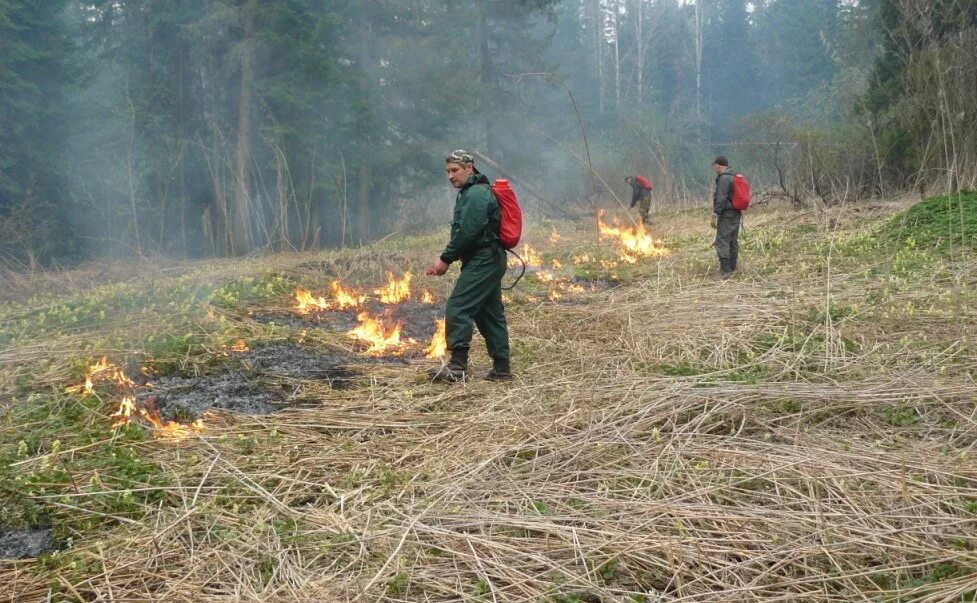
xmin=425 ymin=150 xmax=513 ymax=383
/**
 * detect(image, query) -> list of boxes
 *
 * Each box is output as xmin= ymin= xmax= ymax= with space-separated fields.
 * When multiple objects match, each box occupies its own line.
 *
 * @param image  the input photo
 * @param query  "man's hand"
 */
xmin=426 ymin=258 xmax=450 ymax=277
xmin=710 ymin=214 xmax=719 ymax=230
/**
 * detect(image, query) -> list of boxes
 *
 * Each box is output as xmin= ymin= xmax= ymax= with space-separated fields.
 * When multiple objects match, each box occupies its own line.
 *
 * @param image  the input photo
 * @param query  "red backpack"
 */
xmin=635 ymin=175 xmax=654 ymax=191
xmin=491 ymin=179 xmax=523 ymax=249
xmin=730 ymin=174 xmax=751 ymax=211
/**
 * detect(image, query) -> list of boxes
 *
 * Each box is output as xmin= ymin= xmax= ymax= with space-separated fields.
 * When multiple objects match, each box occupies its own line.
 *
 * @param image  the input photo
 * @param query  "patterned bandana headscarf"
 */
xmin=445 ymin=149 xmax=475 ymax=165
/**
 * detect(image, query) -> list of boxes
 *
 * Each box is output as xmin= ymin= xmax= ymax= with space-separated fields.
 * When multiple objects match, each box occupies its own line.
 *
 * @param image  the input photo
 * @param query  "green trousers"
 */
xmin=637 ymin=194 xmax=652 ymax=225
xmin=445 ymin=246 xmax=510 ymax=361
xmin=715 ymin=210 xmax=741 ymax=262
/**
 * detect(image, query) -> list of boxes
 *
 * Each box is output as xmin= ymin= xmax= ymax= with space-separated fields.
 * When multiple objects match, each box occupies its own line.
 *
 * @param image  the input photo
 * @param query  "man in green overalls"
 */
xmin=711 ymin=156 xmax=741 ymax=277
xmin=426 ymin=150 xmax=512 ymax=383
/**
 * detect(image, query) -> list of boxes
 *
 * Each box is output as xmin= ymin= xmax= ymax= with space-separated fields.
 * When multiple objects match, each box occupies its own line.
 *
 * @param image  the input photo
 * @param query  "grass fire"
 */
xmin=5 ymin=197 xmax=977 ymax=601
xmin=597 ymin=210 xmax=670 ymax=262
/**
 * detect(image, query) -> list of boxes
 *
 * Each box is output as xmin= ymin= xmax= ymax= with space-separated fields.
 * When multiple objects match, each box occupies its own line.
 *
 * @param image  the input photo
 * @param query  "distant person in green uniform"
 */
xmin=626 ymin=175 xmax=653 ymax=226
xmin=426 ymin=150 xmax=512 ymax=383
xmin=711 ymin=156 xmax=741 ymax=277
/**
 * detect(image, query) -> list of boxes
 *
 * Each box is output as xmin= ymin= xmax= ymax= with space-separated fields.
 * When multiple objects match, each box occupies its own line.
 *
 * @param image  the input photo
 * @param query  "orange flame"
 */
xmin=110 ymin=396 xmax=204 ymax=441
xmin=550 ymin=228 xmax=562 ymax=243
xmin=573 ymin=253 xmax=594 ymax=265
xmin=551 ymin=258 xmax=563 ymax=269
xmin=330 ymin=281 xmax=367 ymax=309
xmin=295 ymin=288 xmax=328 ymax=314
xmin=425 ymin=320 xmax=447 ymax=359
xmin=375 ymin=272 xmax=412 ymax=305
xmin=348 ymin=311 xmax=405 ymax=355
xmin=295 ymin=282 xmax=366 ymax=314
xmin=110 ymin=396 xmax=137 ymax=428
xmin=545 ymin=278 xmax=587 ymax=302
xmin=421 ymin=289 xmax=436 ymax=305
xmin=510 ymin=244 xmax=543 ymax=268
xmin=597 ymin=210 xmax=670 ymax=262
xmin=67 ymin=357 xmax=136 ymax=396
xmin=229 ymin=340 xmax=250 ymax=353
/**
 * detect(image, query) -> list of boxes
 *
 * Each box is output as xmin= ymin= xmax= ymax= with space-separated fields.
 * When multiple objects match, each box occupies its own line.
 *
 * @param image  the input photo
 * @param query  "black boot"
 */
xmin=730 ymin=254 xmax=738 ymax=271
xmin=484 ymin=358 xmax=514 ymax=382
xmin=719 ymin=258 xmax=733 ymax=278
xmin=430 ymin=347 xmax=469 ymax=383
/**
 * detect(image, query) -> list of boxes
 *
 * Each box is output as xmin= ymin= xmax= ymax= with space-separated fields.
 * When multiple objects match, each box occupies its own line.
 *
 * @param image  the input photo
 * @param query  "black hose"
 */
xmin=503 ymin=249 xmax=527 ymax=291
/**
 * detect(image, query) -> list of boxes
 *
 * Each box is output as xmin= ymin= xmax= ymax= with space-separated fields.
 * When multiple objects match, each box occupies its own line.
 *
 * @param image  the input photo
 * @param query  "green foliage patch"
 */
xmin=885 ymin=192 xmax=977 ymax=252
xmin=0 ymin=393 xmax=168 ymax=541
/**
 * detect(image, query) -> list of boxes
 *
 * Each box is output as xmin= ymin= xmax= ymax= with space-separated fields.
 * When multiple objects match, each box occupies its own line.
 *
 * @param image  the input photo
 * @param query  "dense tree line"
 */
xmin=866 ymin=0 xmax=977 ymax=193
xmin=0 ymin=0 xmax=971 ymax=262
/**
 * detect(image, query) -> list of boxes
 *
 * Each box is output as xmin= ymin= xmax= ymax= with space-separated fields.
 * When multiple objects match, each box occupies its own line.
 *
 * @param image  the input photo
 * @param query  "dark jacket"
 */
xmin=440 ymin=173 xmax=500 ymax=264
xmin=629 ymin=178 xmax=650 ymax=207
xmin=713 ymin=167 xmax=737 ymax=215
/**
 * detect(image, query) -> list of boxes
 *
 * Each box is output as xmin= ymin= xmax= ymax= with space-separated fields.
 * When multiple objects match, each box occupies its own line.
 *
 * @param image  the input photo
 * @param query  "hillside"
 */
xmin=2 ymin=197 xmax=976 ymax=602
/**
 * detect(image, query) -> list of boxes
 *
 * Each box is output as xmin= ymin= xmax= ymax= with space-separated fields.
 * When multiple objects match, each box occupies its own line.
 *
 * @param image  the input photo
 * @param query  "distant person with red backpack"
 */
xmin=426 ymin=150 xmax=513 ymax=383
xmin=710 ymin=156 xmax=749 ymax=277
xmin=626 ymin=175 xmax=654 ymax=226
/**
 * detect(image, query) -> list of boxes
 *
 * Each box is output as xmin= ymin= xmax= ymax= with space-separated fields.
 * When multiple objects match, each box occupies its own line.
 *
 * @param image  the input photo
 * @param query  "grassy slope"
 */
xmin=1 ymin=197 xmax=976 ymax=602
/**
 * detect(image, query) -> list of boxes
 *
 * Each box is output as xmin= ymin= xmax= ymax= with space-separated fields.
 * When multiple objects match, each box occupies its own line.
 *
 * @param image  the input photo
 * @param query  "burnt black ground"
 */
xmin=137 ymin=371 xmax=285 ymax=419
xmin=239 ymin=344 xmax=360 ymax=383
xmin=135 ymin=343 xmax=402 ymax=420
xmin=0 ymin=527 xmax=55 ymax=560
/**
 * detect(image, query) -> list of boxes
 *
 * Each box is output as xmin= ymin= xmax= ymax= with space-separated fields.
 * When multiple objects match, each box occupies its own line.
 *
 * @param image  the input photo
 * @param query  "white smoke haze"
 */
xmin=4 ymin=0 xmax=971 ymax=263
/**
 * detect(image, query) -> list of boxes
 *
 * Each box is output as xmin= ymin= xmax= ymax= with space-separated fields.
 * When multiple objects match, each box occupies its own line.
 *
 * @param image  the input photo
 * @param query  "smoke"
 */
xmin=1 ymin=0 xmax=868 ymax=262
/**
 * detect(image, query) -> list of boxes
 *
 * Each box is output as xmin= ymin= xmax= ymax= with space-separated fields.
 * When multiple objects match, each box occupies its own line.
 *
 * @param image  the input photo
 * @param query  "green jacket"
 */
xmin=713 ymin=167 xmax=737 ymax=216
xmin=440 ymin=173 xmax=500 ymax=264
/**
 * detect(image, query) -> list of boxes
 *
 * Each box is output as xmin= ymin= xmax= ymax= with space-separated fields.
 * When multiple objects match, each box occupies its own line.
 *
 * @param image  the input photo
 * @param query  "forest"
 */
xmin=2 ymin=0 xmax=973 ymax=263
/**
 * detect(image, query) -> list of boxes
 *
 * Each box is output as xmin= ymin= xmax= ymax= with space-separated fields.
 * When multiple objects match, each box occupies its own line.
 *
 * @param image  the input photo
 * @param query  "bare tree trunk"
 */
xmin=635 ymin=0 xmax=643 ymax=105
xmin=339 ymin=152 xmax=349 ymax=249
xmin=178 ymin=41 xmax=188 ymax=256
xmin=232 ymin=0 xmax=257 ymax=255
xmin=275 ymin=148 xmax=288 ymax=251
xmin=595 ymin=0 xmax=605 ymax=115
xmin=693 ymin=0 xmax=704 ymax=125
xmin=477 ymin=3 xmax=499 ymax=156
xmin=202 ymin=204 xmax=215 ymax=257
xmin=613 ymin=0 xmax=621 ymax=109
xmin=125 ymin=80 xmax=142 ymax=255
xmin=357 ymin=164 xmax=370 ymax=244
xmin=302 ymin=147 xmax=317 ymax=250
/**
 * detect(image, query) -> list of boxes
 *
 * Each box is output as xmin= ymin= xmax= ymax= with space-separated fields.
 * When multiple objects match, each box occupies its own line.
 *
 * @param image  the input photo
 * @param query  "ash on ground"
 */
xmin=137 ymin=344 xmax=381 ymax=420
xmin=138 ymin=372 xmax=285 ymax=419
xmin=240 ymin=344 xmax=360 ymax=384
xmin=0 ymin=527 xmax=56 ymax=560
xmin=382 ymin=301 xmax=442 ymax=341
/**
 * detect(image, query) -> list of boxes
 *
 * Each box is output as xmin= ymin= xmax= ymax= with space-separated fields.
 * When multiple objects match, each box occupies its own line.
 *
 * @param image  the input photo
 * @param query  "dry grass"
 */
xmin=2 ymin=199 xmax=977 ymax=602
